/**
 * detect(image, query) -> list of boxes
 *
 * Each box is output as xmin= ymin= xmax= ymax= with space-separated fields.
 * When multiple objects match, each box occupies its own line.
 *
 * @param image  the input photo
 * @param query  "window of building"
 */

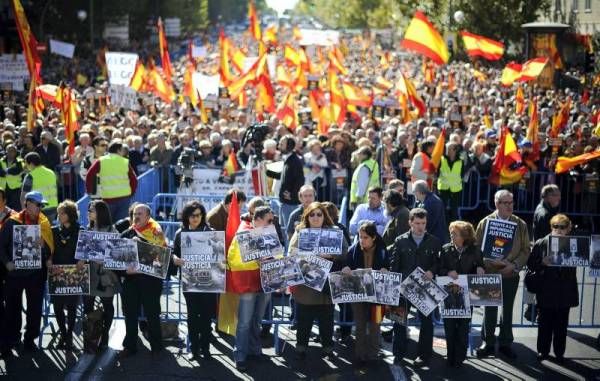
xmin=572 ymin=0 xmax=578 ymax=11
xmin=584 ymin=0 xmax=591 ymax=11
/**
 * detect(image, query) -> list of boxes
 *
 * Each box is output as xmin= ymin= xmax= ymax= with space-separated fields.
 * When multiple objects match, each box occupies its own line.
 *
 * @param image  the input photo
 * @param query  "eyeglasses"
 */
xmin=498 ymin=201 xmax=514 ymax=206
xmin=190 ymin=212 xmax=202 ymax=218
xmin=552 ymin=224 xmax=568 ymax=229
xmin=309 ymin=212 xmax=323 ymax=218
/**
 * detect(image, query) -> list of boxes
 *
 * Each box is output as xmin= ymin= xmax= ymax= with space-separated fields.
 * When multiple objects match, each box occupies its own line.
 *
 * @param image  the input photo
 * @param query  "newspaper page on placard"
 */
xmin=237 ymin=226 xmax=283 ymax=262
xmin=103 ymin=238 xmax=138 ymax=270
xmin=400 ymin=267 xmax=448 ymax=317
xmin=547 ymin=236 xmax=591 ymax=267
xmin=328 ymin=269 xmax=376 ymax=304
xmin=590 ymin=235 xmax=600 ymax=277
xmin=296 ymin=255 xmax=333 ymax=291
xmin=481 ymin=219 xmax=517 ymax=260
xmin=135 ymin=241 xmax=171 ymax=279
xmin=373 ymin=270 xmax=402 ymax=306
xmin=296 ymin=228 xmax=343 ymax=256
xmin=181 ymin=231 xmax=226 ymax=293
xmin=437 ymin=276 xmax=472 ymax=318
xmin=74 ymin=231 xmax=120 ymax=262
xmin=260 ymin=256 xmax=305 ymax=293
xmin=13 ymin=225 xmax=42 ymax=269
xmin=467 ymin=274 xmax=503 ymax=306
xmin=48 ymin=264 xmax=90 ymax=295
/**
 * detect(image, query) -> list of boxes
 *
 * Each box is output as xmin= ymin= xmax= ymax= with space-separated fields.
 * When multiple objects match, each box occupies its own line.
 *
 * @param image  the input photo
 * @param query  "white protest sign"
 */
xmin=192 ymin=73 xmax=219 ymax=100
xmin=108 ymin=85 xmax=139 ymax=110
xmin=49 ymin=39 xmax=75 ymax=59
xmin=299 ymin=29 xmax=340 ymax=46
xmin=0 ymin=54 xmax=29 ymax=91
xmin=105 ymin=51 xmax=138 ymax=86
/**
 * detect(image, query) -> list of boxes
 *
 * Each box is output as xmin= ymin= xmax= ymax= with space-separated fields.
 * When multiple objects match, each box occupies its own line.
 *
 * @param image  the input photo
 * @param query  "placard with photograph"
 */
xmin=590 ymin=235 xmax=600 ymax=278
xmin=296 ymin=228 xmax=344 ymax=256
xmin=400 ymin=267 xmax=448 ymax=317
xmin=547 ymin=235 xmax=591 ymax=267
xmin=260 ymin=256 xmax=305 ymax=293
xmin=373 ymin=270 xmax=402 ymax=306
xmin=296 ymin=255 xmax=333 ymax=291
xmin=437 ymin=276 xmax=471 ymax=318
xmin=481 ymin=219 xmax=517 ymax=260
xmin=180 ymin=231 xmax=226 ymax=293
xmin=237 ymin=226 xmax=283 ymax=262
xmin=135 ymin=241 xmax=171 ymax=279
xmin=103 ymin=238 xmax=138 ymax=270
xmin=48 ymin=264 xmax=90 ymax=295
xmin=328 ymin=269 xmax=376 ymax=304
xmin=467 ymin=274 xmax=503 ymax=306
xmin=12 ymin=225 xmax=42 ymax=269
xmin=74 ymin=231 xmax=120 ymax=262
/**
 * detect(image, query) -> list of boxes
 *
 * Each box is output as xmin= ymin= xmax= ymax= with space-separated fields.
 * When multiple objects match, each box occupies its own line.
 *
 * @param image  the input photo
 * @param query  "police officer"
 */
xmin=350 ymin=147 xmax=380 ymax=211
xmin=21 ymin=152 xmax=58 ymax=222
xmin=437 ymin=142 xmax=463 ymax=223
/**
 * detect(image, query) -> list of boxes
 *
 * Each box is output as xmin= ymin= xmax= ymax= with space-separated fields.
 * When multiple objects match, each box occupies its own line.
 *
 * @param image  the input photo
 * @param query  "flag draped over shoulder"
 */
xmin=490 ymin=128 xmax=527 ymax=185
xmin=555 ymin=150 xmax=600 ymax=174
xmin=430 ymin=128 xmax=446 ymax=169
xmin=460 ymin=31 xmax=504 ymax=61
xmin=157 ymin=17 xmax=173 ymax=83
xmin=401 ymin=11 xmax=449 ymax=65
xmin=134 ymin=218 xmax=167 ymax=247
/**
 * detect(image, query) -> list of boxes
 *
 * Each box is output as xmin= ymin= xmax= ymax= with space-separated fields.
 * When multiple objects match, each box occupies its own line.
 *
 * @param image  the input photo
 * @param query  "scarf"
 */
xmin=11 ymin=210 xmax=54 ymax=254
xmin=134 ymin=218 xmax=167 ymax=247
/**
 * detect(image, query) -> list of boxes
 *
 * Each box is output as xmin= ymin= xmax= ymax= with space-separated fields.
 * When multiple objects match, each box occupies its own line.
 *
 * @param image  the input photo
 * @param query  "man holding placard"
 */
xmin=475 ymin=189 xmax=529 ymax=359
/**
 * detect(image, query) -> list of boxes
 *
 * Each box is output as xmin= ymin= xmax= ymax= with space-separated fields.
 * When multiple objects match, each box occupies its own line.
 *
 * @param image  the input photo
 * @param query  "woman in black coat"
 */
xmin=527 ymin=214 xmax=579 ymax=363
xmin=172 ymin=200 xmax=217 ymax=361
xmin=49 ymin=200 xmax=82 ymax=350
xmin=438 ymin=221 xmax=485 ymax=368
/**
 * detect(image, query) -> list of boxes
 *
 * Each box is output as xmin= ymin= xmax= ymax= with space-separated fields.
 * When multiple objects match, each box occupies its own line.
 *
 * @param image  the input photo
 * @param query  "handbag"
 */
xmin=524 ymin=267 xmax=544 ymax=294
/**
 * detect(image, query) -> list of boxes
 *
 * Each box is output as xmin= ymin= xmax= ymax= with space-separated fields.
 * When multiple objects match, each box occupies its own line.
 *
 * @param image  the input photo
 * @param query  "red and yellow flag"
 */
xmin=284 ymin=45 xmax=301 ymax=67
xmin=255 ymin=74 xmax=275 ymax=114
xmin=11 ymin=0 xmax=42 ymax=83
xmin=230 ymin=45 xmax=247 ymax=74
xmin=223 ymin=151 xmax=240 ymax=177
xmin=157 ymin=17 xmax=173 ymax=83
xmin=518 ymin=57 xmax=548 ymax=82
xmin=490 ymin=128 xmax=527 ymax=185
xmin=526 ymin=100 xmax=540 ymax=161
xmin=276 ymin=91 xmax=299 ymax=130
xmin=183 ymin=63 xmax=197 ymax=106
xmin=500 ymin=62 xmax=522 ymax=87
xmin=460 ymin=30 xmax=504 ymax=61
xmin=555 ymin=150 xmax=600 ymax=174
xmin=328 ymin=64 xmax=346 ymax=126
xmin=401 ymin=11 xmax=449 ymax=65
xmin=219 ymin=29 xmax=233 ymax=86
xmin=55 ymin=84 xmax=79 ymax=155
xmin=197 ymin=91 xmax=209 ymax=124
xmin=430 ymin=128 xmax=446 ymax=169
xmin=328 ymin=46 xmax=348 ymax=75
xmin=550 ymin=96 xmax=571 ymax=138
xmin=397 ymin=73 xmax=426 ymax=117
xmin=129 ymin=60 xmax=147 ymax=91
xmin=263 ymin=25 xmax=278 ymax=45
xmin=342 ymin=82 xmax=372 ymax=108
xmin=515 ymin=86 xmax=525 ymax=115
xmin=248 ymin=0 xmax=262 ymax=41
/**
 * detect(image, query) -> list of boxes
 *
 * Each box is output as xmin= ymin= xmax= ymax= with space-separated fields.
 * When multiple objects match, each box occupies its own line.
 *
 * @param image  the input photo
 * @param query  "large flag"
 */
xmin=157 ymin=18 xmax=173 ymax=83
xmin=401 ymin=11 xmax=449 ymax=65
xmin=550 ymin=96 xmax=571 ymax=138
xmin=230 ymin=45 xmax=246 ymax=74
xmin=501 ymin=62 xmax=522 ymax=87
xmin=228 ymin=53 xmax=268 ymax=99
xmin=490 ymin=128 xmax=527 ymax=185
xmin=129 ymin=60 xmax=147 ymax=91
xmin=183 ymin=63 xmax=197 ymax=106
xmin=342 ymin=82 xmax=372 ymax=108
xmin=328 ymin=46 xmax=348 ymax=75
xmin=430 ymin=128 xmax=446 ymax=169
xmin=284 ymin=45 xmax=301 ymax=67
xmin=248 ymin=0 xmax=262 ymax=41
xmin=11 ymin=0 xmax=42 ymax=83
xmin=518 ymin=57 xmax=549 ymax=82
xmin=526 ymin=100 xmax=540 ymax=161
xmin=219 ymin=29 xmax=233 ymax=86
xmin=397 ymin=73 xmax=426 ymax=117
xmin=328 ymin=64 xmax=346 ymax=126
xmin=55 ymin=84 xmax=79 ymax=155
xmin=255 ymin=74 xmax=275 ymax=114
xmin=219 ymin=191 xmax=241 ymax=335
xmin=555 ymin=150 xmax=600 ymax=174
xmin=460 ymin=31 xmax=504 ymax=60
xmin=147 ymin=60 xmax=176 ymax=103
xmin=515 ymin=85 xmax=525 ymax=115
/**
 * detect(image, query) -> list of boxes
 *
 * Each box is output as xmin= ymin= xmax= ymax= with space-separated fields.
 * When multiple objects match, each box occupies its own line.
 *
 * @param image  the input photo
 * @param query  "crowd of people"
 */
xmin=0 ymin=17 xmax=598 ymax=374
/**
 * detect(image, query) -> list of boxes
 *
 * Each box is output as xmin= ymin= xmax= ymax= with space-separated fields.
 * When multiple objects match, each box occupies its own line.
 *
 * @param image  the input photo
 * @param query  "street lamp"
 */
xmin=77 ymin=10 xmax=87 ymax=22
xmin=453 ymin=10 xmax=465 ymax=24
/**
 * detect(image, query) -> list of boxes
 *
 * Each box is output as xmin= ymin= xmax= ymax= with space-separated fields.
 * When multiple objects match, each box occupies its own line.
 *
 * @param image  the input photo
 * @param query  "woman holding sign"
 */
xmin=438 ymin=221 xmax=485 ymax=368
xmin=171 ymin=200 xmax=216 ymax=361
xmin=342 ymin=221 xmax=389 ymax=367
xmin=527 ymin=214 xmax=578 ymax=363
xmin=288 ymin=202 xmax=347 ymax=360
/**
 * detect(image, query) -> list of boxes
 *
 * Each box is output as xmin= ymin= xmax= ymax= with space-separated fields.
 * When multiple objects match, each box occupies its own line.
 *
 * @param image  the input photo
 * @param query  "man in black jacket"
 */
xmin=389 ymin=208 xmax=441 ymax=367
xmin=533 ymin=184 xmax=560 ymax=241
xmin=382 ymin=189 xmax=410 ymax=247
xmin=274 ymin=135 xmax=304 ymax=229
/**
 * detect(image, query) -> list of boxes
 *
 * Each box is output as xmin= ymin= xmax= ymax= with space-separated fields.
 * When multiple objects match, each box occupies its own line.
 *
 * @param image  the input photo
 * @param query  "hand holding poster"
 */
xmin=136 ymin=241 xmax=171 ymax=279
xmin=373 ymin=270 xmax=402 ymax=305
xmin=48 ymin=264 xmax=90 ymax=295
xmin=181 ymin=231 xmax=226 ymax=293
xmin=13 ymin=225 xmax=42 ymax=269
xmin=237 ymin=226 xmax=283 ymax=262
xmin=74 ymin=231 xmax=120 ymax=262
xmin=296 ymin=255 xmax=333 ymax=291
xmin=296 ymin=228 xmax=343 ymax=256
xmin=104 ymin=238 xmax=138 ymax=270
xmin=437 ymin=276 xmax=471 ymax=318
xmin=481 ymin=219 xmax=517 ymax=260
xmin=547 ymin=236 xmax=591 ymax=267
xmin=590 ymin=235 xmax=600 ymax=277
xmin=467 ymin=274 xmax=503 ymax=306
xmin=328 ymin=269 xmax=376 ymax=304
xmin=260 ymin=257 xmax=305 ymax=293
xmin=400 ymin=267 xmax=448 ymax=317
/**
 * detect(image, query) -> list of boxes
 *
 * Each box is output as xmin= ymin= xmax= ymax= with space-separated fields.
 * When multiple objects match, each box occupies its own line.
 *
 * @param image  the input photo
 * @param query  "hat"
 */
xmin=25 ymin=191 xmax=47 ymax=206
xmin=518 ymin=139 xmax=532 ymax=148
xmin=485 ymin=130 xmax=497 ymax=139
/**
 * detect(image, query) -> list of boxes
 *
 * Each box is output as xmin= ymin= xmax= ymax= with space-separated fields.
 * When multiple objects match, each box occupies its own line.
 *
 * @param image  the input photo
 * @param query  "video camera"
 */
xmin=240 ymin=123 xmax=270 ymax=161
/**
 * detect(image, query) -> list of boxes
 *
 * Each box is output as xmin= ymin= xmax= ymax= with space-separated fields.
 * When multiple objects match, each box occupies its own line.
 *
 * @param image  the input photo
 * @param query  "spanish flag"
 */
xmin=460 ymin=30 xmax=504 ymax=61
xmin=276 ymin=65 xmax=292 ymax=89
xmin=328 ymin=46 xmax=348 ymax=75
xmin=527 ymin=100 xmax=540 ymax=161
xmin=489 ymin=128 xmax=527 ymax=186
xmin=276 ymin=91 xmax=299 ymax=130
xmin=555 ymin=150 xmax=600 ymax=174
xmin=157 ymin=17 xmax=173 ymax=83
xmin=515 ymin=86 xmax=525 ymax=115
xmin=219 ymin=29 xmax=233 ymax=86
xmin=11 ymin=0 xmax=42 ymax=83
xmin=223 ymin=151 xmax=240 ymax=177
xmin=146 ymin=59 xmax=176 ymax=103
xmin=401 ymin=11 xmax=449 ymax=65
xmin=55 ymin=83 xmax=79 ymax=155
xmin=396 ymin=72 xmax=426 ymax=117
xmin=430 ymin=127 xmax=446 ymax=169
xmin=196 ymin=90 xmax=209 ymax=124
xmin=134 ymin=218 xmax=167 ymax=247
xmin=501 ymin=62 xmax=522 ymax=87
xmin=230 ymin=45 xmax=247 ymax=74
xmin=284 ymin=44 xmax=301 ymax=67
xmin=255 ymin=74 xmax=275 ymax=114
xmin=550 ymin=96 xmax=571 ymax=138
xmin=129 ymin=60 xmax=147 ymax=91
xmin=518 ymin=57 xmax=548 ymax=82
xmin=263 ymin=25 xmax=277 ymax=45
xmin=342 ymin=81 xmax=372 ymax=108
xmin=183 ymin=63 xmax=197 ymax=106
xmin=248 ymin=0 xmax=262 ymax=41
xmin=328 ymin=64 xmax=346 ymax=126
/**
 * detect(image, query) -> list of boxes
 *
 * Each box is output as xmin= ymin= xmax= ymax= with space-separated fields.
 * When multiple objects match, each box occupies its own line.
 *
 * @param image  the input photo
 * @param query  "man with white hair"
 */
xmin=474 ymin=189 xmax=530 ymax=359
xmin=34 ymin=130 xmax=61 ymax=171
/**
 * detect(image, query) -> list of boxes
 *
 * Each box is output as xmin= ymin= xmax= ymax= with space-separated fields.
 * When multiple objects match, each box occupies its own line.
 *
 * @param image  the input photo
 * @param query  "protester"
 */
xmin=382 ymin=189 xmax=410 ymax=247
xmin=206 ymin=189 xmax=247 ymax=231
xmin=349 ymin=186 xmax=389 ymax=237
xmin=533 ymin=184 xmax=561 ymax=240
xmin=275 ymin=136 xmax=305 ymax=229
xmin=286 ymin=184 xmax=316 ymax=240
xmin=412 ymin=180 xmax=449 ymax=244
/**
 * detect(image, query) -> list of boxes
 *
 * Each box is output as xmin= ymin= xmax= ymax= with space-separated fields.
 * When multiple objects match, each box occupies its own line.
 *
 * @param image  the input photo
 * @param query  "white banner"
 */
xmin=299 ymin=29 xmax=340 ymax=46
xmin=108 ymin=85 xmax=139 ymax=110
xmin=49 ymin=39 xmax=75 ymax=59
xmin=191 ymin=73 xmax=219 ymax=100
xmin=0 ymin=54 xmax=29 ymax=91
xmin=105 ymin=52 xmax=138 ymax=86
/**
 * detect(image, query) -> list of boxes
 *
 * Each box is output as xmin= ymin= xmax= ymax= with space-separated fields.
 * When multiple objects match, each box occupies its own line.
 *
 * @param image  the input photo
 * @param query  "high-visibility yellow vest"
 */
xmin=437 ymin=156 xmax=462 ymax=192
xmin=30 ymin=166 xmax=58 ymax=207
xmin=98 ymin=154 xmax=131 ymax=199
xmin=0 ymin=158 xmax=24 ymax=190
xmin=350 ymin=158 xmax=380 ymax=204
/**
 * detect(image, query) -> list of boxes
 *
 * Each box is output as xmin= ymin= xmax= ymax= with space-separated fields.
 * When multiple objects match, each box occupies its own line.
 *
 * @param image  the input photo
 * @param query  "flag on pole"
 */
xmin=518 ymin=57 xmax=549 ymax=82
xmin=219 ymin=191 xmax=241 ymax=335
xmin=219 ymin=29 xmax=233 ymax=86
xmin=430 ymin=128 xmax=446 ymax=169
xmin=223 ymin=151 xmax=240 ymax=177
xmin=11 ymin=0 xmax=42 ymax=83
xmin=276 ymin=91 xmax=299 ymax=130
xmin=500 ymin=62 xmax=522 ymax=87
xmin=460 ymin=31 xmax=504 ymax=60
xmin=342 ymin=82 xmax=372 ymax=108
xmin=157 ymin=17 xmax=173 ymax=83
xmin=397 ymin=73 xmax=426 ymax=117
xmin=328 ymin=64 xmax=346 ymax=126
xmin=550 ymin=96 xmax=571 ymax=138
xmin=401 ymin=11 xmax=449 ymax=65
xmin=248 ymin=0 xmax=262 ymax=41
xmin=515 ymin=86 xmax=525 ymax=115
xmin=55 ymin=83 xmax=79 ymax=155
xmin=555 ymin=150 xmax=600 ymax=174
xmin=526 ymin=100 xmax=540 ymax=161
xmin=489 ymin=128 xmax=527 ymax=185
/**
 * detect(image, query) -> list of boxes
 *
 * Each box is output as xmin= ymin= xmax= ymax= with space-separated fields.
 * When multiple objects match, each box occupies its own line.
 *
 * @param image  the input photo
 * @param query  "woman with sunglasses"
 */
xmin=288 ymin=202 xmax=347 ymax=360
xmin=81 ymin=199 xmax=121 ymax=352
xmin=342 ymin=221 xmax=389 ymax=367
xmin=527 ymin=214 xmax=579 ymax=363
xmin=171 ymin=200 xmax=215 ymax=361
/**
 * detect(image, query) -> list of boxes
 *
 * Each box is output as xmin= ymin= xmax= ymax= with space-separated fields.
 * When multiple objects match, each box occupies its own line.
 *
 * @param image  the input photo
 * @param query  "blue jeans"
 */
xmin=234 ymin=292 xmax=271 ymax=362
xmin=278 ymin=202 xmax=298 ymax=233
xmin=107 ymin=197 xmax=131 ymax=221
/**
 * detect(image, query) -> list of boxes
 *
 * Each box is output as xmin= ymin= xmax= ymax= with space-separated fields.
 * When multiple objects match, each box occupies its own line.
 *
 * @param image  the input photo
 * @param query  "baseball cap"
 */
xmin=25 ymin=191 xmax=47 ymax=206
